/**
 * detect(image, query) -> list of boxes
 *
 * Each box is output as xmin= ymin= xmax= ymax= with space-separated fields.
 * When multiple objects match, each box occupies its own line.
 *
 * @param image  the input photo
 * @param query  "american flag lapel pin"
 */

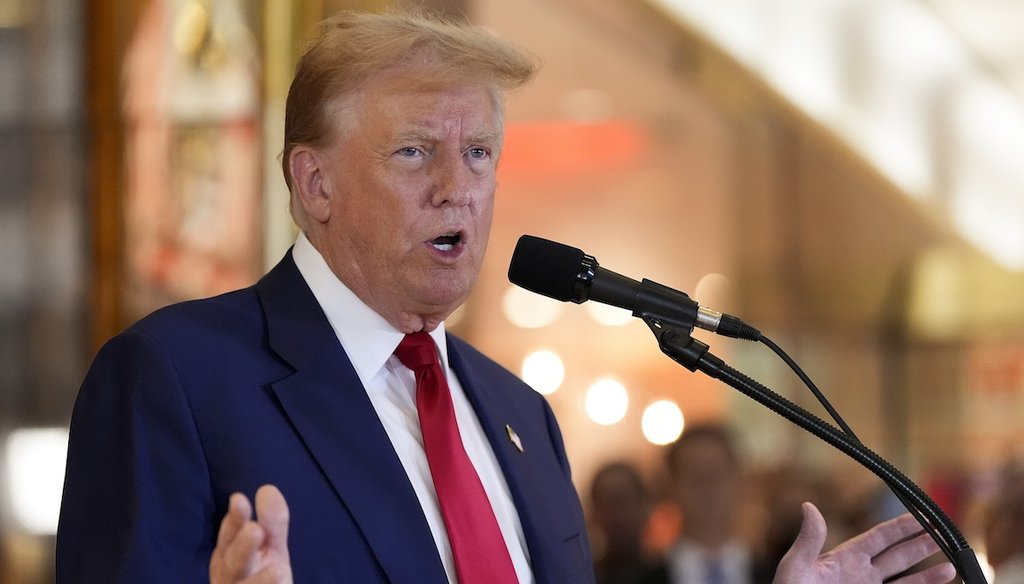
xmin=505 ymin=424 xmax=524 ymax=453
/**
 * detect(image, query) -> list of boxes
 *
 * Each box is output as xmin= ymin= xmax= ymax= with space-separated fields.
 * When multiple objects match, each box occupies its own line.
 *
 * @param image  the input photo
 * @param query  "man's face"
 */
xmin=311 ymin=71 xmax=502 ymax=332
xmin=672 ymin=438 xmax=739 ymax=528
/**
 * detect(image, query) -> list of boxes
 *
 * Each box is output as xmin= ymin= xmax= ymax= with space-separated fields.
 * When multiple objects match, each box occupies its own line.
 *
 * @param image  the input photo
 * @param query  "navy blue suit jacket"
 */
xmin=57 ymin=251 xmax=593 ymax=583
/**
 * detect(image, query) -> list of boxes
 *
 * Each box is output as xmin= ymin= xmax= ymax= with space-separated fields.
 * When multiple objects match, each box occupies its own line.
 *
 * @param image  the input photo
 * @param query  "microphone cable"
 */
xmin=733 ymin=322 xmax=954 ymax=568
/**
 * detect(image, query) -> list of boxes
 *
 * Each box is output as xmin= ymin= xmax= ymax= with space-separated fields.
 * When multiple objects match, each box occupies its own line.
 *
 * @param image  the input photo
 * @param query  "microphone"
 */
xmin=508 ymin=235 xmax=988 ymax=584
xmin=507 ymin=234 xmax=759 ymax=340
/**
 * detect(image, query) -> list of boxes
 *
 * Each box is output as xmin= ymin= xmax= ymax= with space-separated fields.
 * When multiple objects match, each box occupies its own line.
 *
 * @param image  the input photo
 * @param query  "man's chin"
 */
xmin=416 ymin=289 xmax=470 ymax=320
xmin=421 ymin=270 xmax=475 ymax=299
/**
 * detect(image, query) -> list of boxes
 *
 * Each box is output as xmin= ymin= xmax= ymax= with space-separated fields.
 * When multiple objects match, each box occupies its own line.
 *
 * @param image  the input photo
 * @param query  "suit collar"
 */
xmin=256 ymin=253 xmax=580 ymax=583
xmin=256 ymin=251 xmax=448 ymax=584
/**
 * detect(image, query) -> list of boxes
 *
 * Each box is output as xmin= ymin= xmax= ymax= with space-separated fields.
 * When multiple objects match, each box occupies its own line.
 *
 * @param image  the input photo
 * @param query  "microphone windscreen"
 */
xmin=508 ymin=235 xmax=584 ymax=302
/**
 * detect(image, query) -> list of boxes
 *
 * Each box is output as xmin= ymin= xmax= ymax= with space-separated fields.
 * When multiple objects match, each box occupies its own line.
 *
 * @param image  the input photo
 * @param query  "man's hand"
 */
xmin=774 ymin=502 xmax=957 ymax=584
xmin=210 ymin=484 xmax=293 ymax=584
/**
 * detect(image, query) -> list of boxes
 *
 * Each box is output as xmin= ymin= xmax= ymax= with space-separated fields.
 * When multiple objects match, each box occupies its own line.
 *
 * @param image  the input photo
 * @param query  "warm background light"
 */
xmin=585 ymin=301 xmax=634 ymax=326
xmin=502 ymin=285 xmax=564 ymax=329
xmin=521 ymin=349 xmax=566 ymax=395
xmin=654 ymin=0 xmax=1024 ymax=270
xmin=693 ymin=273 xmax=732 ymax=307
xmin=641 ymin=399 xmax=686 ymax=445
xmin=6 ymin=427 xmax=69 ymax=535
xmin=584 ymin=377 xmax=630 ymax=426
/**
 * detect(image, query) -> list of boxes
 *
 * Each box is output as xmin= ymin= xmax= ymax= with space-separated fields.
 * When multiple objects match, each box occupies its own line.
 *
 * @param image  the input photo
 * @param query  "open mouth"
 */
xmin=430 ymin=233 xmax=462 ymax=252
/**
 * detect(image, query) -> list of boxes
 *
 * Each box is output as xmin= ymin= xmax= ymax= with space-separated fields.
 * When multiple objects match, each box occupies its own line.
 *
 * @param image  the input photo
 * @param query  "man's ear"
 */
xmin=289 ymin=146 xmax=332 ymax=224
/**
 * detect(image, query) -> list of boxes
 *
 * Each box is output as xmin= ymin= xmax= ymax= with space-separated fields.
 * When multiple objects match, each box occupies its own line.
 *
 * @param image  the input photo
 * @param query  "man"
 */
xmin=58 ymin=10 xmax=956 ymax=584
xmin=982 ymin=462 xmax=1024 ymax=583
xmin=645 ymin=424 xmax=774 ymax=584
xmin=588 ymin=461 xmax=662 ymax=584
xmin=59 ymin=11 xmax=583 ymax=583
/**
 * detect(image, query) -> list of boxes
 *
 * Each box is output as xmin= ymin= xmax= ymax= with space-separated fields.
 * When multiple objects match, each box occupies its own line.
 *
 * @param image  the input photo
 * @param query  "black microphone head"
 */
xmin=508 ymin=235 xmax=587 ymax=302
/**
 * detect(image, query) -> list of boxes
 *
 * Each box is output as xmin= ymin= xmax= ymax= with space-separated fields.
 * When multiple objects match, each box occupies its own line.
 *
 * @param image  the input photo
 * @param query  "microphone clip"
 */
xmin=633 ymin=278 xmax=699 ymax=331
xmin=642 ymin=316 xmax=709 ymax=372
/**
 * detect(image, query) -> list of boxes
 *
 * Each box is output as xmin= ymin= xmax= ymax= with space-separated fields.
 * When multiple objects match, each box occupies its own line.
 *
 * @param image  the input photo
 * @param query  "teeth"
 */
xmin=431 ymin=233 xmax=460 ymax=251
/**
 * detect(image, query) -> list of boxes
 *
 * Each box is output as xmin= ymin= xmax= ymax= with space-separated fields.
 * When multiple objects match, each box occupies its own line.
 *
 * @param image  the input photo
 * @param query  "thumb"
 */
xmin=781 ymin=502 xmax=828 ymax=567
xmin=254 ymin=484 xmax=290 ymax=553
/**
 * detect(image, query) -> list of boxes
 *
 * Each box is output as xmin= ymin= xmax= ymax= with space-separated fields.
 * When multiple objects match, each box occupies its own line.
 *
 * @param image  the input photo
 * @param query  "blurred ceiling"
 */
xmin=930 ymin=0 xmax=1024 ymax=98
xmin=650 ymin=0 xmax=1024 ymax=272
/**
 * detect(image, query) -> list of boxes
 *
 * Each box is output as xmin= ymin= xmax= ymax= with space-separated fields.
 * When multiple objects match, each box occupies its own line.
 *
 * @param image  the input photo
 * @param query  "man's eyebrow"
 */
xmin=389 ymin=128 xmax=503 ymax=149
xmin=392 ymin=129 xmax=438 ymax=144
xmin=465 ymin=129 xmax=503 ymax=146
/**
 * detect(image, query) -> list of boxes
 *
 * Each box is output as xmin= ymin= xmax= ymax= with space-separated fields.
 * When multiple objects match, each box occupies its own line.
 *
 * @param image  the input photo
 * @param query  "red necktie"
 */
xmin=394 ymin=332 xmax=518 ymax=583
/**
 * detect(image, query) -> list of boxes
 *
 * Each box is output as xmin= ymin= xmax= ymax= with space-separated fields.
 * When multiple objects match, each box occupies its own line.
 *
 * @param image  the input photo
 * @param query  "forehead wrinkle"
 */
xmin=467 ymin=128 xmax=503 ymax=148
xmin=393 ymin=128 xmax=439 ymax=144
xmin=390 ymin=123 xmax=503 ymax=151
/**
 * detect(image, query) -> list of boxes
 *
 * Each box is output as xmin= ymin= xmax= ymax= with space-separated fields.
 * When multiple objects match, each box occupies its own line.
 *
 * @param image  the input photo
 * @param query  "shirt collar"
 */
xmin=291 ymin=231 xmax=450 ymax=385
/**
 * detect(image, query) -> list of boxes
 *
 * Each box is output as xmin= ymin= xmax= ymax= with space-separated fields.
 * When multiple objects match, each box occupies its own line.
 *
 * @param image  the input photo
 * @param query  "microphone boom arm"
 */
xmin=642 ymin=316 xmax=988 ymax=584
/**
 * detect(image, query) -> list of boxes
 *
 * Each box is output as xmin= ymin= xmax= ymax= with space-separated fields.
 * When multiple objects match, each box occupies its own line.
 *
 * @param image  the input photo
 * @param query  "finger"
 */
xmin=216 ymin=493 xmax=253 ymax=551
xmin=889 ymin=560 xmax=957 ymax=584
xmin=242 ymin=562 xmax=292 ymax=584
xmin=255 ymin=485 xmax=291 ymax=556
xmin=840 ymin=513 xmax=926 ymax=558
xmin=778 ymin=502 xmax=828 ymax=569
xmin=871 ymin=532 xmax=942 ymax=577
xmin=221 ymin=521 xmax=267 ymax=577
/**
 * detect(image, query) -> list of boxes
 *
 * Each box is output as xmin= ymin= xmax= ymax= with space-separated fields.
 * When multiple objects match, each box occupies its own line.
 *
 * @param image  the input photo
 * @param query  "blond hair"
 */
xmin=282 ymin=11 xmax=538 ymax=204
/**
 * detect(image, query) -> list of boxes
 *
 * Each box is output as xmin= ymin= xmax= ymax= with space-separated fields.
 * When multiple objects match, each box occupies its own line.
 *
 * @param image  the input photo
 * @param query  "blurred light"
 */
xmin=521 ymin=349 xmax=565 ymax=395
xmin=500 ymin=120 xmax=649 ymax=182
xmin=653 ymin=0 xmax=1024 ymax=272
xmin=951 ymin=78 xmax=1024 ymax=271
xmin=502 ymin=285 xmax=564 ymax=329
xmin=173 ymin=1 xmax=211 ymax=57
xmin=585 ymin=377 xmax=629 ymax=426
xmin=759 ymin=0 xmax=847 ymax=120
xmin=6 ymin=427 xmax=69 ymax=534
xmin=585 ymin=301 xmax=633 ymax=326
xmin=641 ymin=400 xmax=685 ymax=445
xmin=693 ymin=273 xmax=731 ymax=306
xmin=906 ymin=246 xmax=965 ymax=340
xmin=854 ymin=0 xmax=963 ymax=196
xmin=975 ymin=551 xmax=994 ymax=583
xmin=0 ymin=0 xmax=39 ymax=28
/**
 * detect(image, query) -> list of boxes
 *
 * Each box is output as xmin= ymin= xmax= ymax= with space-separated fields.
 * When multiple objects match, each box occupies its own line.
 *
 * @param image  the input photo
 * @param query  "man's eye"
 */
xmin=467 ymin=147 xmax=489 ymax=159
xmin=397 ymin=147 xmax=421 ymax=157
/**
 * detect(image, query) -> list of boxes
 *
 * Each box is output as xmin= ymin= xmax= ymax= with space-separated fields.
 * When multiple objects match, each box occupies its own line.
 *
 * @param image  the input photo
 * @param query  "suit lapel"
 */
xmin=256 ymin=252 xmax=447 ymax=584
xmin=447 ymin=338 xmax=572 ymax=584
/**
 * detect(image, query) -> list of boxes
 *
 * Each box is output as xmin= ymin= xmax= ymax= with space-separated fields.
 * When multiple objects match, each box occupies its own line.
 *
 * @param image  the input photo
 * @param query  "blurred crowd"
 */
xmin=586 ymin=423 xmax=1024 ymax=584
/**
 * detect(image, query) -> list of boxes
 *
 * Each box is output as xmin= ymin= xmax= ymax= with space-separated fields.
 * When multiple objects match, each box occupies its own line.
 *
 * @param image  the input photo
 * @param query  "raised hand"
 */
xmin=774 ymin=502 xmax=957 ymax=584
xmin=210 ymin=485 xmax=293 ymax=584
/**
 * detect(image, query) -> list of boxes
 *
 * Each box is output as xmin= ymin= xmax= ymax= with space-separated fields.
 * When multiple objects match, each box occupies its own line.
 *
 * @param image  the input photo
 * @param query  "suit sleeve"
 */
xmin=57 ymin=328 xmax=216 ymax=583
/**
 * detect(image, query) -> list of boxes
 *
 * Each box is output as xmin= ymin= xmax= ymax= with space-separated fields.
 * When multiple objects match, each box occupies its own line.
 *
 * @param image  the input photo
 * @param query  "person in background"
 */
xmin=589 ymin=461 xmax=662 ymax=584
xmin=645 ymin=423 xmax=956 ymax=584
xmin=57 ymin=9 xmax=957 ymax=584
xmin=756 ymin=462 xmax=849 ymax=579
xmin=644 ymin=423 xmax=774 ymax=584
xmin=982 ymin=462 xmax=1024 ymax=583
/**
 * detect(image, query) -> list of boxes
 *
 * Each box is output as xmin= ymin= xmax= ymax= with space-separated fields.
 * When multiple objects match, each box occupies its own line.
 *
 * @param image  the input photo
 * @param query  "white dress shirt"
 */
xmin=667 ymin=539 xmax=754 ymax=584
xmin=292 ymin=232 xmax=533 ymax=583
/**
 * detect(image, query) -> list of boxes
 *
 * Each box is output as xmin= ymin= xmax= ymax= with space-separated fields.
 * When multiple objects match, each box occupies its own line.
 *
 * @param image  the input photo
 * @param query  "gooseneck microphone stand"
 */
xmin=644 ymin=317 xmax=988 ymax=584
xmin=505 ymin=233 xmax=986 ymax=582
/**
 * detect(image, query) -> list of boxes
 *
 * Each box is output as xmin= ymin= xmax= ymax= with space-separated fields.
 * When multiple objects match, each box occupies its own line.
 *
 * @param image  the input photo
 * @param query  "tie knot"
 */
xmin=394 ymin=332 xmax=439 ymax=371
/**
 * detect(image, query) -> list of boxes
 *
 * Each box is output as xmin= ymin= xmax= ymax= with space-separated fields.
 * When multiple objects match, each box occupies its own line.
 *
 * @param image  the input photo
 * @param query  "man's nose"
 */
xmin=429 ymin=152 xmax=474 ymax=207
